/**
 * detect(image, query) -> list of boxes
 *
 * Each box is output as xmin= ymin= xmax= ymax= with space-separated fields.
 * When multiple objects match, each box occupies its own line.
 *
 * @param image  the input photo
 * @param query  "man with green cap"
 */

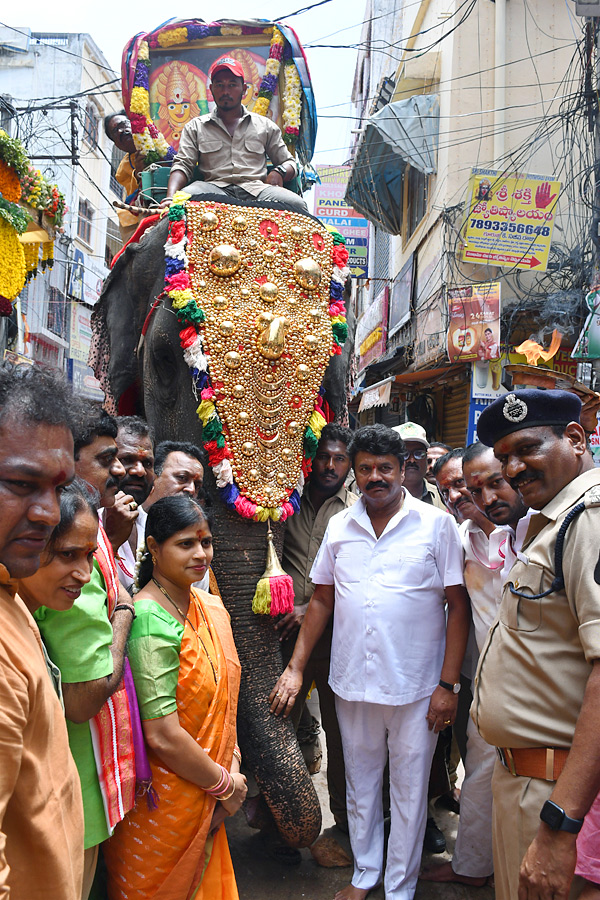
xmin=472 ymin=388 xmax=600 ymax=900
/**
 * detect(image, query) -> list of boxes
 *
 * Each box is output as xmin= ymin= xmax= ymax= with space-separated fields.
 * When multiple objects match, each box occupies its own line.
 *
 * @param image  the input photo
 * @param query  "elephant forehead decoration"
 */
xmin=185 ymin=202 xmax=335 ymax=511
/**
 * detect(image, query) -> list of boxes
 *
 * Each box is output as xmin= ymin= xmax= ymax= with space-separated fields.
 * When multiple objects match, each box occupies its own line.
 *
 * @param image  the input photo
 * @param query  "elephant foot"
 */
xmin=310 ymin=827 xmax=352 ymax=868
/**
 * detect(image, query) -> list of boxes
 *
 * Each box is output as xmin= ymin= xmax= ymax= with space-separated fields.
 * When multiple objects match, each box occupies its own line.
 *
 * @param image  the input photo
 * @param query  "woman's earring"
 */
xmin=151 ymin=555 xmax=157 ymax=565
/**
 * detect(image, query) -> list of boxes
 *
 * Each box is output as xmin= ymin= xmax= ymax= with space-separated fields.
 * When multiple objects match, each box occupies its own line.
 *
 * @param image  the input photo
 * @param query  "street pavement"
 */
xmin=227 ymin=695 xmax=495 ymax=900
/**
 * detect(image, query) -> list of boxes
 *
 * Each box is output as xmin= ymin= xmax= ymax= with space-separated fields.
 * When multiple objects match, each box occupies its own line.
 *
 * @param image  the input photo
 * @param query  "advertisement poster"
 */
xmin=356 ymin=288 xmax=388 ymax=371
xmin=447 ymin=282 xmax=501 ymax=364
xmin=471 ymin=360 xmax=507 ymax=401
xmin=314 ymin=166 xmax=370 ymax=278
xmin=572 ymin=287 xmax=600 ymax=360
xmin=461 ymin=168 xmax=561 ymax=272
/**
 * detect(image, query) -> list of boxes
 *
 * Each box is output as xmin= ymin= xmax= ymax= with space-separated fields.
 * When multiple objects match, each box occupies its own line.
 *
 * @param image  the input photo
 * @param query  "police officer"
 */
xmin=472 ymin=389 xmax=600 ymax=900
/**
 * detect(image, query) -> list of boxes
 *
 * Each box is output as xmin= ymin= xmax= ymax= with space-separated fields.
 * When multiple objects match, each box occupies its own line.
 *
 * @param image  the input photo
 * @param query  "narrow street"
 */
xmin=227 ymin=694 xmax=495 ymax=900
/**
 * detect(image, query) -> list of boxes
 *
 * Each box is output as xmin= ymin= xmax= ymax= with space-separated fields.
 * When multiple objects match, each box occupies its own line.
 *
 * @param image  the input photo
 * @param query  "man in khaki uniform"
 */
xmin=473 ymin=389 xmax=600 ymax=900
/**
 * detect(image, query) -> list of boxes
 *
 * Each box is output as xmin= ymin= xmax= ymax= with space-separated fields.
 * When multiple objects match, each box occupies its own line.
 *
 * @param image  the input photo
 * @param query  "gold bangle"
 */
xmin=233 ymin=746 xmax=242 ymax=765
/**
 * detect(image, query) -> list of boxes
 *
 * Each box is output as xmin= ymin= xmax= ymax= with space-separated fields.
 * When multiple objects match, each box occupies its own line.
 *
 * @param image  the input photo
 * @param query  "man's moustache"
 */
xmin=366 ymin=482 xmax=387 ymax=491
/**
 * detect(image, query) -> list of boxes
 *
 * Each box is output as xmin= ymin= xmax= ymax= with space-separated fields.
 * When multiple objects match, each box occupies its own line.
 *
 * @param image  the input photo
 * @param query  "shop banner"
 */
xmin=572 ymin=287 xmax=600 ymax=360
xmin=447 ymin=282 xmax=501 ymax=364
xmin=356 ymin=288 xmax=388 ymax=371
xmin=314 ymin=166 xmax=370 ymax=278
xmin=461 ymin=168 xmax=561 ymax=272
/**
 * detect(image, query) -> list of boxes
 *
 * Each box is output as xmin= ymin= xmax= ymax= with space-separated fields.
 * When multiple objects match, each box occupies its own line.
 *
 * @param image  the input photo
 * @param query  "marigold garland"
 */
xmin=0 ymin=160 xmax=22 ymax=204
xmin=162 ymin=198 xmax=350 ymax=523
xmin=0 ymin=219 xmax=26 ymax=301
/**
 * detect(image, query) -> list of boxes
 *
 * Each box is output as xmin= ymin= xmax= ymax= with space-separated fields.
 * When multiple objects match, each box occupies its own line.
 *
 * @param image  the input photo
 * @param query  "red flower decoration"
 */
xmin=170 ymin=220 xmax=185 ymax=242
xmin=129 ymin=113 xmax=147 ymax=134
xmin=312 ymin=233 xmax=325 ymax=251
xmin=332 ymin=245 xmax=349 ymax=267
xmin=0 ymin=296 xmax=12 ymax=317
xmin=179 ymin=326 xmax=197 ymax=348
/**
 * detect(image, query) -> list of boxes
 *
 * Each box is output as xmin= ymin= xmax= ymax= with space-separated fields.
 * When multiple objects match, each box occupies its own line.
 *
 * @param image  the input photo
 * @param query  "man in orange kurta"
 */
xmin=0 ymin=362 xmax=84 ymax=900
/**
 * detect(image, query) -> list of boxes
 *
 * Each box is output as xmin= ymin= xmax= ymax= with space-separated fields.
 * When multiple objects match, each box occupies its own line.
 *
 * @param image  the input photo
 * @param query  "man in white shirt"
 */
xmin=271 ymin=424 xmax=469 ymax=900
xmin=423 ymin=442 xmax=527 ymax=888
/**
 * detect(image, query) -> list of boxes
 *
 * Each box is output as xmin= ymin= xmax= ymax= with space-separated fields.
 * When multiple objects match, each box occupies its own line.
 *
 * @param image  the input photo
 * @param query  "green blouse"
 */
xmin=128 ymin=599 xmax=184 ymax=721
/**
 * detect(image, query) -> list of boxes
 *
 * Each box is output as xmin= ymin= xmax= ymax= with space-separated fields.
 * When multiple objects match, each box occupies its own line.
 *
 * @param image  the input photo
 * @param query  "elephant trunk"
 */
xmin=208 ymin=494 xmax=322 ymax=848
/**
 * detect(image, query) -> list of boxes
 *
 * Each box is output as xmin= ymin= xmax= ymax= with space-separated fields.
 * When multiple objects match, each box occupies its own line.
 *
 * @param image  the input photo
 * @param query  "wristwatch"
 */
xmin=540 ymin=800 xmax=584 ymax=834
xmin=273 ymin=164 xmax=288 ymax=179
xmin=439 ymin=679 xmax=461 ymax=694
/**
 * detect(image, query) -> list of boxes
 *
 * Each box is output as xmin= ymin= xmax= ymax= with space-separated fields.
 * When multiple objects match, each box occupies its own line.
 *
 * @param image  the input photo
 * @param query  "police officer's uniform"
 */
xmin=472 ymin=390 xmax=600 ymax=899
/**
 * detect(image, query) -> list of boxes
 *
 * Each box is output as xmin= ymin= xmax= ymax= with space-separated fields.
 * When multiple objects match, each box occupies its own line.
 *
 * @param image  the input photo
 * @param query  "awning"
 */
xmin=345 ymin=93 xmax=439 ymax=234
xmin=357 ymin=375 xmax=395 ymax=412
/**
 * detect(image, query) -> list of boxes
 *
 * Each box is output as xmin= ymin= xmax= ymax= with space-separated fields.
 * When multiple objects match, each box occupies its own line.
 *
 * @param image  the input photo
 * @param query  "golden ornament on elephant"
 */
xmin=209 ymin=245 xmax=242 ymax=277
xmin=186 ymin=201 xmax=335 ymax=510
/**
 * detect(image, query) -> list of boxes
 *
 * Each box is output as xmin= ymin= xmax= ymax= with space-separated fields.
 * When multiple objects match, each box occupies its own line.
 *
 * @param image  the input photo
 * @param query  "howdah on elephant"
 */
xmin=91 ymin=194 xmax=355 ymax=848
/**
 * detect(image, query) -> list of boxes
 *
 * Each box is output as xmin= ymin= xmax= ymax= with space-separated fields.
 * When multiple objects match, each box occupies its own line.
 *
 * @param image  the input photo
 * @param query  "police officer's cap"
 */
xmin=477 ymin=388 xmax=582 ymax=448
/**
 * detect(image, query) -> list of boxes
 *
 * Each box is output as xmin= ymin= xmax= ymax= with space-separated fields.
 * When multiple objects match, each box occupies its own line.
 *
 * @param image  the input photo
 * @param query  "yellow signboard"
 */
xmin=461 ymin=168 xmax=561 ymax=273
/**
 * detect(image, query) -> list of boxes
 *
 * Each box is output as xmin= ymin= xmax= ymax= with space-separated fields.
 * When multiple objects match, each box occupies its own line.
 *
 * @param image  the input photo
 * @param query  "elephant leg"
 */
xmin=209 ymin=499 xmax=322 ymax=848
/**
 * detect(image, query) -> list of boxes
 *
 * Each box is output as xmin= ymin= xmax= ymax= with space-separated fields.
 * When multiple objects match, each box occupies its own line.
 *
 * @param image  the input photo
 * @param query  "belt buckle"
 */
xmin=497 ymin=747 xmax=517 ymax=776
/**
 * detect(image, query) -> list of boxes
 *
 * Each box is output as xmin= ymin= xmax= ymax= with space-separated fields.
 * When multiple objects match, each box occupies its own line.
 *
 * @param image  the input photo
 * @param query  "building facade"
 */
xmin=0 ymin=29 xmax=123 ymax=397
xmin=347 ymin=0 xmax=589 ymax=443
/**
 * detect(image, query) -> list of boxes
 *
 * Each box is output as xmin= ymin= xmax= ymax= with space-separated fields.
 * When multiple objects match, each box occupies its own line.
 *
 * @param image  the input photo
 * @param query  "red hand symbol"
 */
xmin=535 ymin=182 xmax=557 ymax=209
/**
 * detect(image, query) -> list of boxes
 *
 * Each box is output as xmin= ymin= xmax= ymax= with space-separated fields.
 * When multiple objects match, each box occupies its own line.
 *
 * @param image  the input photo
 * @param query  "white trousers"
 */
xmin=336 ymin=695 xmax=437 ymax=900
xmin=452 ymin=715 xmax=495 ymax=877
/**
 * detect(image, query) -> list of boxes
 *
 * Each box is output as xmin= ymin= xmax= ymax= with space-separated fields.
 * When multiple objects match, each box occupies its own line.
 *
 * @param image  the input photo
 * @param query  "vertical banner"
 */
xmin=314 ymin=165 xmax=370 ymax=278
xmin=447 ymin=282 xmax=501 ymax=364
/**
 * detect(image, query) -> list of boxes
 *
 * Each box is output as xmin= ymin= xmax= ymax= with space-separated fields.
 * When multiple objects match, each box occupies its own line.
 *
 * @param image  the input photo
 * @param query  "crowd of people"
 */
xmin=2 ymin=360 xmax=600 ymax=900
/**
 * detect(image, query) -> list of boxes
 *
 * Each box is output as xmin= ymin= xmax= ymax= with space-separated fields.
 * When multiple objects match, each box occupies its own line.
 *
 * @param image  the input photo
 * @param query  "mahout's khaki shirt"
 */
xmin=170 ymin=107 xmax=296 ymax=197
xmin=473 ymin=468 xmax=600 ymax=749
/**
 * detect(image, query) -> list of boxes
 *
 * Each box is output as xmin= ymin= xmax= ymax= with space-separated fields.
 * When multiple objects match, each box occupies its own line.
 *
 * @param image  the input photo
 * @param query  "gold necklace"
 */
xmin=151 ymin=578 xmax=217 ymax=684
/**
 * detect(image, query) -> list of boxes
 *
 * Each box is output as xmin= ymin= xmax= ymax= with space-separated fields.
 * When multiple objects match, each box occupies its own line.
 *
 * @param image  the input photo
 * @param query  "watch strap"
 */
xmin=540 ymin=800 xmax=584 ymax=834
xmin=439 ymin=679 xmax=460 ymax=693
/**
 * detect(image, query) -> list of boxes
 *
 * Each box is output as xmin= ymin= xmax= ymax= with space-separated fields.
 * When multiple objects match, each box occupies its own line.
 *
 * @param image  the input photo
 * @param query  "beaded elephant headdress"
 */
xmin=163 ymin=195 xmax=349 ymax=523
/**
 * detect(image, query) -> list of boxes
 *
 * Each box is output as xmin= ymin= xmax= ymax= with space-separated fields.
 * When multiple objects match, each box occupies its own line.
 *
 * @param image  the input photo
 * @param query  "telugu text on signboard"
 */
xmin=461 ymin=168 xmax=561 ymax=273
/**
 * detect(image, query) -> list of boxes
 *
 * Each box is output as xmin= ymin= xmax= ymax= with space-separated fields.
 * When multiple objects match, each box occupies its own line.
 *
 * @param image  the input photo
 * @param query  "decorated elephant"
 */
xmin=91 ymin=194 xmax=354 ymax=848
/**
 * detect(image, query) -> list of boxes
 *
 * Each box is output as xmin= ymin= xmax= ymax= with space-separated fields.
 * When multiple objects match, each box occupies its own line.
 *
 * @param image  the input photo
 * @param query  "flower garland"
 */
xmin=23 ymin=242 xmax=41 ymax=281
xmin=0 ymin=130 xmax=29 ymax=180
xmin=128 ymin=22 xmax=303 ymax=166
xmin=162 ymin=198 xmax=350 ymax=523
xmin=0 ymin=160 xmax=22 ymax=204
xmin=253 ymin=28 xmax=284 ymax=117
xmin=281 ymin=49 xmax=302 ymax=151
xmin=0 ymin=219 xmax=26 ymax=302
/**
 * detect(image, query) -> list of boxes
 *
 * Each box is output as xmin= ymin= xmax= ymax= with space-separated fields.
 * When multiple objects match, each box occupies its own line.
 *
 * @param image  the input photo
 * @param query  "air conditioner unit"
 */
xmin=575 ymin=1 xmax=600 ymax=15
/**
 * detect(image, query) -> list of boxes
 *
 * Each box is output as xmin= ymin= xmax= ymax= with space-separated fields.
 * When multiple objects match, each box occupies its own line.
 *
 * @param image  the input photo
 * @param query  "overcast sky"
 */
xmin=2 ymin=0 xmax=367 ymax=164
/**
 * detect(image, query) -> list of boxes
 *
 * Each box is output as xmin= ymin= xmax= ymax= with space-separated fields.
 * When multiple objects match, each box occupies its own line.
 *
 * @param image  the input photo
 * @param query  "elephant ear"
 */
xmin=321 ymin=274 xmax=356 ymax=419
xmin=91 ymin=218 xmax=169 ymax=408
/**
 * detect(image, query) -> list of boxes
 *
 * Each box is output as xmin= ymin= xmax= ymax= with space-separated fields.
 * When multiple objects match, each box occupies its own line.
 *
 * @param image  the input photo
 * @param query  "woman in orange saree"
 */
xmin=103 ymin=495 xmax=246 ymax=900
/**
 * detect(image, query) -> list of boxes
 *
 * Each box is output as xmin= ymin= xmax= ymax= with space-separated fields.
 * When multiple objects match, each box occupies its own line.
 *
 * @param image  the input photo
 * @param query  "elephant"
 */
xmin=92 ymin=195 xmax=355 ymax=849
